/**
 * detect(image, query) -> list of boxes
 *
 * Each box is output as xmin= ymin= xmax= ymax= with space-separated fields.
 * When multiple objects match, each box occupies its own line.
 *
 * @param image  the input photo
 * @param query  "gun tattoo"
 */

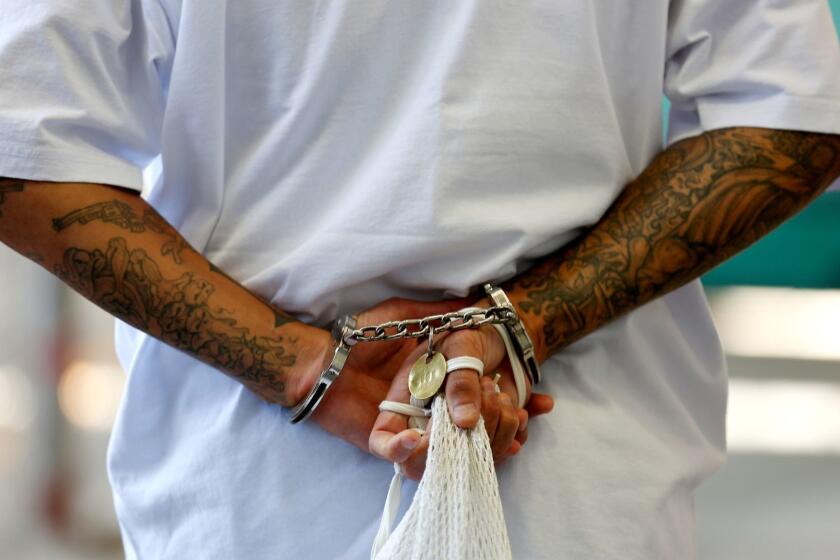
xmin=53 ymin=200 xmax=187 ymax=264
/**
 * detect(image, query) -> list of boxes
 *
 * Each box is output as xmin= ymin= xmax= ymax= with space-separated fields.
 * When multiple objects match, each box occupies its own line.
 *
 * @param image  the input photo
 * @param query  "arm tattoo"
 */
xmin=509 ymin=129 xmax=840 ymax=357
xmin=53 ymin=200 xmax=296 ymax=328
xmin=54 ymin=236 xmax=295 ymax=403
xmin=0 ymin=179 xmax=25 ymax=218
xmin=53 ymin=200 xmax=186 ymax=264
xmin=209 ymin=262 xmax=296 ymax=328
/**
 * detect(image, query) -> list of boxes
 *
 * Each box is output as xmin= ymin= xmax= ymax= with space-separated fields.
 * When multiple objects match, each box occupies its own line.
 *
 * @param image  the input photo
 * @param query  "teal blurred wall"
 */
xmin=697 ymin=0 xmax=840 ymax=288
xmin=833 ymin=0 xmax=840 ymax=29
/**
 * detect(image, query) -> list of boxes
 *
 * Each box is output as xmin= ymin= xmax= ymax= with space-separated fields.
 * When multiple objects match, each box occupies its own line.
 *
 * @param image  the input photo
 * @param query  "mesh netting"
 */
xmin=374 ymin=395 xmax=512 ymax=560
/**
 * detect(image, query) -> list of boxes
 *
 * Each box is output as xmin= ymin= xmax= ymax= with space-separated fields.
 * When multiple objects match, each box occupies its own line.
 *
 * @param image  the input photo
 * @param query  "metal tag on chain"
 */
xmin=408 ymin=326 xmax=447 ymax=400
xmin=408 ymin=352 xmax=446 ymax=400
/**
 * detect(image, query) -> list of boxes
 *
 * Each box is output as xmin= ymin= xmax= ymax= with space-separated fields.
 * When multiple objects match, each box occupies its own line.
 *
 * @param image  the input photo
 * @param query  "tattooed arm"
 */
xmin=0 ymin=180 xmax=330 ymax=406
xmin=0 ymin=180 xmax=523 ymax=459
xmin=500 ymin=128 xmax=840 ymax=362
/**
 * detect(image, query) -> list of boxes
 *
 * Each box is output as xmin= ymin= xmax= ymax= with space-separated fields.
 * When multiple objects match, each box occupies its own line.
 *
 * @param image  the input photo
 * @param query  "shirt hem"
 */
xmin=668 ymin=93 xmax=840 ymax=145
xmin=0 ymin=142 xmax=144 ymax=192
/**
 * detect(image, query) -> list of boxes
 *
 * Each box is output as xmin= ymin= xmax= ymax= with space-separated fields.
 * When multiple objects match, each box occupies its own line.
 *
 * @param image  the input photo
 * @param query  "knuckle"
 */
xmin=447 ymin=375 xmax=478 ymax=398
xmin=442 ymin=330 xmax=482 ymax=355
xmin=404 ymin=457 xmax=425 ymax=481
xmin=482 ymin=394 xmax=500 ymax=417
xmin=494 ymin=454 xmax=509 ymax=467
xmin=503 ymin=406 xmax=520 ymax=429
xmin=492 ymin=439 xmax=509 ymax=459
xmin=368 ymin=431 xmax=380 ymax=451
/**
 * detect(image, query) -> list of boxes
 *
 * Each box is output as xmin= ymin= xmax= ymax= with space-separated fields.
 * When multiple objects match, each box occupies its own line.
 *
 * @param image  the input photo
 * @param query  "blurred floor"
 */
xmin=698 ymin=453 xmax=840 ymax=560
xmin=696 ymin=290 xmax=840 ymax=560
xmin=3 ymin=528 xmax=120 ymax=560
xmin=696 ymin=370 xmax=840 ymax=560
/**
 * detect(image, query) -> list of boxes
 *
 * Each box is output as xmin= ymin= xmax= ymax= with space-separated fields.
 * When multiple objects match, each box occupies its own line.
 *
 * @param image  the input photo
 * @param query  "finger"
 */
xmin=369 ymin=344 xmax=428 ymax=459
xmin=526 ymin=392 xmax=555 ymax=417
xmin=445 ymin=368 xmax=483 ymax=428
xmin=480 ymin=376 xmax=501 ymax=442
xmin=369 ymin=427 xmax=422 ymax=463
xmin=515 ymin=409 xmax=529 ymax=447
xmin=491 ymin=392 xmax=520 ymax=460
xmin=400 ymin=431 xmax=431 ymax=481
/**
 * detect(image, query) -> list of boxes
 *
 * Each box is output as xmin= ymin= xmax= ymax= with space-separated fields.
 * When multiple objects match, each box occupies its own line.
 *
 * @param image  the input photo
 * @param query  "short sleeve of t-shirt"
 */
xmin=0 ymin=0 xmax=173 ymax=191
xmin=664 ymin=0 xmax=840 ymax=145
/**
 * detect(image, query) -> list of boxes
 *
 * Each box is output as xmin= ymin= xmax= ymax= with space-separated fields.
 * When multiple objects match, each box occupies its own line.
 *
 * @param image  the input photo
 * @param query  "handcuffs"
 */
xmin=287 ymin=283 xmax=541 ymax=424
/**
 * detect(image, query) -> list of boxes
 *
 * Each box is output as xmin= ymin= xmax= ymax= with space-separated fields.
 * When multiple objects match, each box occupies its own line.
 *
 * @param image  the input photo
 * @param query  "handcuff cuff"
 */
xmin=287 ymin=314 xmax=357 ymax=423
xmin=287 ymin=282 xmax=542 ymax=424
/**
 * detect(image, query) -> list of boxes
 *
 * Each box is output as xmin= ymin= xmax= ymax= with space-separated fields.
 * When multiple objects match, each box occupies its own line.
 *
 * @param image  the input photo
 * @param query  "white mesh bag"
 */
xmin=373 ymin=395 xmax=512 ymax=560
xmin=371 ymin=308 xmax=529 ymax=560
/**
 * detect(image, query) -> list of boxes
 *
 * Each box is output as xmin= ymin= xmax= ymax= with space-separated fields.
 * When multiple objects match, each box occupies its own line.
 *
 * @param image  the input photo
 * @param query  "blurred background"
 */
xmin=1 ymin=4 xmax=839 ymax=559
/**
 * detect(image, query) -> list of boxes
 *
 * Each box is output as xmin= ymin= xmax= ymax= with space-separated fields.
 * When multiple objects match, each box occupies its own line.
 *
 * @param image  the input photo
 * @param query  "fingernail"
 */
xmin=401 ymin=437 xmax=419 ymax=451
xmin=454 ymin=403 xmax=478 ymax=424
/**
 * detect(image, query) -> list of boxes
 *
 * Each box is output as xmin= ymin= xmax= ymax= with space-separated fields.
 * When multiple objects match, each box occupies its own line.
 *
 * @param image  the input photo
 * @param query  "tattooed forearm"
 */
xmin=208 ymin=262 xmax=296 ymax=328
xmin=53 ymin=199 xmax=186 ymax=263
xmin=506 ymin=128 xmax=840 ymax=360
xmin=0 ymin=180 xmax=327 ymax=408
xmin=54 ymin=235 xmax=296 ymax=402
xmin=0 ymin=178 xmax=25 ymax=218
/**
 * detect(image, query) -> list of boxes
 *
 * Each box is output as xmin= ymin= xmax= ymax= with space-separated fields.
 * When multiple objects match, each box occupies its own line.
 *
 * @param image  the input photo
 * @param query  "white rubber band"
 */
xmin=378 ymin=401 xmax=431 ymax=418
xmin=445 ymin=355 xmax=485 ymax=376
xmin=457 ymin=306 xmax=528 ymax=408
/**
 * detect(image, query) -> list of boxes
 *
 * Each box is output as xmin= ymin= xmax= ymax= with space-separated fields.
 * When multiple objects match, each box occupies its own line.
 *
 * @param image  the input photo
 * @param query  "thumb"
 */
xmin=370 ymin=427 xmax=423 ymax=464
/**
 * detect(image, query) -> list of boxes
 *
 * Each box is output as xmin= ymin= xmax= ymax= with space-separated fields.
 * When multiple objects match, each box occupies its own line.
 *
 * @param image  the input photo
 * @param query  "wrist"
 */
xmin=499 ymin=285 xmax=549 ymax=365
xmin=284 ymin=322 xmax=335 ymax=407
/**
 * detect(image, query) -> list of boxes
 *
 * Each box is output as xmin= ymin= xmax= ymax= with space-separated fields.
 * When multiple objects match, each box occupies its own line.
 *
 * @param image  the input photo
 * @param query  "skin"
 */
xmin=501 ymin=128 xmax=840 ymax=361
xmin=368 ymin=127 xmax=840 ymax=474
xmin=367 ymin=311 xmax=543 ymax=479
xmin=0 ymin=181 xmax=310 ymax=405
xmin=1 ymin=127 xmax=839 ymax=479
xmin=0 ymin=180 xmax=537 ymax=475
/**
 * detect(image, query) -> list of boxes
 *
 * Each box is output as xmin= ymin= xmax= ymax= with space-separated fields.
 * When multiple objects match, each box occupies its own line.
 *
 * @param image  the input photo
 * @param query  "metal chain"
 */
xmin=345 ymin=305 xmax=516 ymax=344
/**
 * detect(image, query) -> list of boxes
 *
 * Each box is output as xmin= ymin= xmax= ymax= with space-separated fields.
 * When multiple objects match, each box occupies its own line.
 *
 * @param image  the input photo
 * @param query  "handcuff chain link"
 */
xmin=346 ymin=305 xmax=516 ymax=344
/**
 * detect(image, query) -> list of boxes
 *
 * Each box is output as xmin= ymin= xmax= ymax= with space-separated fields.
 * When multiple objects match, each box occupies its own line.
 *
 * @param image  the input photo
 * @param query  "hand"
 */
xmin=368 ymin=297 xmax=554 ymax=480
xmin=300 ymin=295 xmax=476 ymax=451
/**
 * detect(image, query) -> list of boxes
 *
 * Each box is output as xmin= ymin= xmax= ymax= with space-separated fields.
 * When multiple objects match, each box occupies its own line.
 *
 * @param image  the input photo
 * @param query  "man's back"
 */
xmin=1 ymin=1 xmax=839 ymax=557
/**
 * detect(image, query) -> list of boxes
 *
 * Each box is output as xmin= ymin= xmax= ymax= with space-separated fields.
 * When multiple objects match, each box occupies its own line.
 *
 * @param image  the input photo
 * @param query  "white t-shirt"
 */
xmin=2 ymin=1 xmax=839 ymax=558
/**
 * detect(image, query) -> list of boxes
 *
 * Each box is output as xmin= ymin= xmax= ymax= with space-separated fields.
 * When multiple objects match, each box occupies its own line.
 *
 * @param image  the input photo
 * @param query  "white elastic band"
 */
xmin=457 ymin=306 xmax=528 ymax=408
xmin=378 ymin=401 xmax=431 ymax=418
xmin=445 ymin=355 xmax=485 ymax=376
